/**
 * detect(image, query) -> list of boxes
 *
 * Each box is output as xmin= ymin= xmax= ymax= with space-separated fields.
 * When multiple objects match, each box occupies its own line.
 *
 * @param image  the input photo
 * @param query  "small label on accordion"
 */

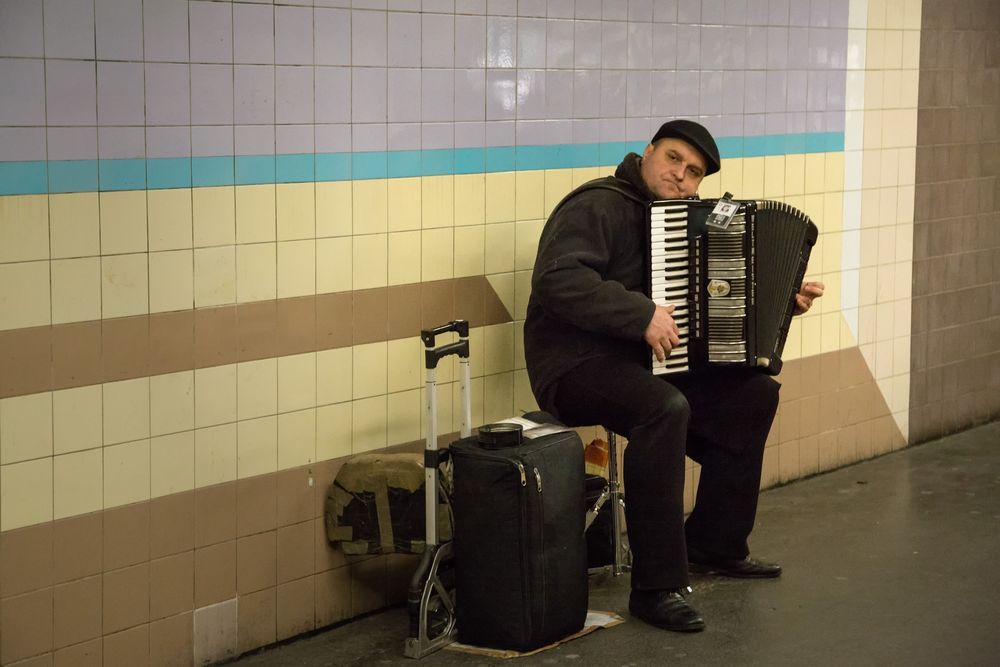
xmin=706 ymin=192 xmax=739 ymax=230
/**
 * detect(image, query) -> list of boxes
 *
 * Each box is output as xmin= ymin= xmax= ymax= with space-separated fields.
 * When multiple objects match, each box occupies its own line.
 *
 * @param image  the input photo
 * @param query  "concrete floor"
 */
xmin=233 ymin=421 xmax=1000 ymax=667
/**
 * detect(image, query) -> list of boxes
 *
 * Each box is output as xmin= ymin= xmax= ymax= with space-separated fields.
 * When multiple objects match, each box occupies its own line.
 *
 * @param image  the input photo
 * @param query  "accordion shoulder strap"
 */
xmin=548 ymin=176 xmax=648 ymax=220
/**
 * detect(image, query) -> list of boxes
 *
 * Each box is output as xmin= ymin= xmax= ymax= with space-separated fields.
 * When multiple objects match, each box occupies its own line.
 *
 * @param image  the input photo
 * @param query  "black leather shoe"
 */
xmin=688 ymin=546 xmax=782 ymax=579
xmin=628 ymin=588 xmax=705 ymax=632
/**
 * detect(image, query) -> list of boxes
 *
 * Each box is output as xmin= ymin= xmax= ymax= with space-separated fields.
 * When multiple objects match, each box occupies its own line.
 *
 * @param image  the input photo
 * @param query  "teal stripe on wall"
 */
xmin=0 ymin=133 xmax=845 ymax=196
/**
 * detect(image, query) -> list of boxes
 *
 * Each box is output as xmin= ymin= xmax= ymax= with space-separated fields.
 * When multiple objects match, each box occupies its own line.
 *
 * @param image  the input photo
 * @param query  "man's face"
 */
xmin=640 ymin=137 xmax=707 ymax=200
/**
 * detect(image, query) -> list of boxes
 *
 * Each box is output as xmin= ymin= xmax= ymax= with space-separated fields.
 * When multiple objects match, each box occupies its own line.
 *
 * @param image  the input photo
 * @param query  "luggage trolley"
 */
xmin=404 ymin=320 xmax=472 ymax=659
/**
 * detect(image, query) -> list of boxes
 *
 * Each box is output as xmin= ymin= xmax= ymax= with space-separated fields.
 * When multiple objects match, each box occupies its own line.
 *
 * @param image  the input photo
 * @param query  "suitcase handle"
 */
xmin=421 ymin=320 xmax=470 ymax=348
xmin=422 ymin=320 xmax=470 ymax=369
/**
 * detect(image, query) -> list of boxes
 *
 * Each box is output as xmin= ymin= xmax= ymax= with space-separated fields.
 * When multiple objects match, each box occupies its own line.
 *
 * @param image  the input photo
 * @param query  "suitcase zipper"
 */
xmin=533 ymin=466 xmax=542 ymax=492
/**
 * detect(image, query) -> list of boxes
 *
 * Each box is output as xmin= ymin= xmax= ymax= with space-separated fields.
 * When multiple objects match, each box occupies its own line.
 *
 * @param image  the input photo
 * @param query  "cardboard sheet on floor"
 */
xmin=444 ymin=610 xmax=624 ymax=659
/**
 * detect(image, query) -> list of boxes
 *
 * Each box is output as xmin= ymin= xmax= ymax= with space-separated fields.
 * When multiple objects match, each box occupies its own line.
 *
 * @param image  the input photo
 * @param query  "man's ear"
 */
xmin=642 ymin=142 xmax=655 ymax=159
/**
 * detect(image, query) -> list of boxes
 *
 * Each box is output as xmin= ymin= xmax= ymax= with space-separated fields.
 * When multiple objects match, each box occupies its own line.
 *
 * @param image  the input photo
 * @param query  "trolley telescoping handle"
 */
xmin=421 ymin=320 xmax=472 ymax=547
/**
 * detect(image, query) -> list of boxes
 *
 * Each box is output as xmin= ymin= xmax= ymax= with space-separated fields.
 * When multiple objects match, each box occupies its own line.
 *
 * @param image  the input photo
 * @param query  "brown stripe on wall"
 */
xmin=0 ymin=276 xmax=512 ymax=399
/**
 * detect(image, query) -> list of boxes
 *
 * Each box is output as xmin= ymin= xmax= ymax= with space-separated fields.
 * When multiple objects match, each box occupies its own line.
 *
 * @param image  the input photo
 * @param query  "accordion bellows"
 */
xmin=648 ymin=198 xmax=818 ymax=376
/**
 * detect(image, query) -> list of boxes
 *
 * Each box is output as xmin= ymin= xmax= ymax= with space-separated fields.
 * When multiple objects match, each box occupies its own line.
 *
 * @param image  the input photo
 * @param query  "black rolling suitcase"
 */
xmin=450 ymin=426 xmax=588 ymax=651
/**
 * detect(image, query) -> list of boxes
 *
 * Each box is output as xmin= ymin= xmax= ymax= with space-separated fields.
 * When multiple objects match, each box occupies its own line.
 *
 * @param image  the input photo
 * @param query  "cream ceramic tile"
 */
xmin=892 ymin=333 xmax=910 ymax=376
xmin=875 ymin=338 xmax=893 ymax=379
xmin=317 ymin=348 xmax=353 ymax=406
xmin=0 ymin=392 xmax=53 ymax=464
xmin=799 ymin=315 xmax=822 ymax=358
xmin=882 ymin=30 xmax=902 ymax=69
xmin=194 ymin=245 xmax=237 ymax=307
xmin=0 ymin=260 xmax=51 ymax=329
xmin=237 ymin=415 xmax=278 ymax=478
xmin=483 ymin=323 xmax=514 ymax=376
xmin=422 ymin=175 xmax=455 ymax=229
xmin=783 ymin=154 xmax=805 ymax=197
xmin=104 ymin=438 xmax=151 ymax=507
xmin=485 ymin=272 xmax=515 ymax=320
xmin=820 ymin=312 xmax=842 ymax=353
xmin=149 ymin=249 xmax=194 ymax=313
xmin=892 ymin=261 xmax=911 ymax=301
xmin=741 ymin=157 xmax=764 ymax=199
xmin=543 ymin=169 xmax=573 ymax=216
xmin=50 ymin=256 xmax=102 ymax=324
xmin=453 ymin=224 xmax=485 ymax=278
xmin=514 ymin=170 xmax=544 ymax=222
xmin=49 ymin=192 xmax=100 ymax=258
xmin=53 ymin=448 xmax=103 ymax=519
xmin=195 ymin=422 xmax=237 ymax=487
xmin=278 ymin=352 xmax=317 ymax=414
xmin=236 ymin=242 xmax=277 ymax=302
xmin=316 ymin=181 xmax=353 ymax=237
xmin=316 ymin=236 xmax=352 ymax=294
xmin=865 ymin=29 xmax=884 ymax=70
xmin=387 ymin=231 xmax=422 ymax=285
xmin=353 ymin=342 xmax=388 ymax=400
xmin=101 ymin=253 xmax=148 ymax=318
xmin=150 ymin=371 xmax=195 ymax=437
xmin=896 ymin=148 xmax=915 ymax=188
xmin=235 ymin=184 xmax=276 ymax=244
xmin=782 ymin=318 xmax=801 ymax=360
xmin=571 ymin=167 xmax=601 ymax=187
xmin=387 ymin=389 xmax=421 ymax=446
xmin=53 ymin=385 xmax=102 ymax=455
xmin=195 ymin=364 xmax=238 ymax=428
xmin=0 ymin=194 xmax=48 ymax=262
xmin=104 ymin=377 xmax=150 ymax=446
xmin=857 ymin=304 xmax=876 ymax=345
xmin=882 ymin=71 xmax=902 ymax=112
xmin=718 ymin=159 xmax=742 ymax=199
xmin=454 ymin=173 xmax=486 ymax=226
xmin=352 ymin=396 xmax=387 ymax=453
xmin=148 ymin=188 xmax=193 ymax=251
xmin=316 ymin=402 xmax=352 ymax=461
xmin=352 ymin=234 xmax=388 ymax=289
xmin=803 ymin=154 xmax=825 ymax=195
xmin=483 ymin=222 xmax=515 ymax=274
xmin=514 ymin=220 xmax=544 ymax=272
xmin=863 ymin=110 xmax=883 ymax=147
xmin=421 ymin=227 xmax=454 ymax=282
xmin=892 ymin=297 xmax=911 ymax=341
xmin=468 ymin=327 xmax=486 ymax=377
xmin=513 ymin=269 xmax=532 ymax=321
xmin=387 ymin=177 xmax=422 ymax=232
xmin=238 ymin=358 xmax=278 ymax=421
xmin=698 ymin=171 xmax=721 ymax=199
xmin=193 ymin=186 xmax=236 ymax=247
xmin=353 ymin=179 xmax=388 ymax=235
xmin=387 ymin=337 xmax=421 ymax=394
xmin=277 ymin=239 xmax=316 ymax=298
xmin=485 ymin=172 xmax=516 ymax=223
xmin=902 ymin=0 xmax=921 ymax=29
xmin=899 ymin=69 xmax=918 ymax=109
xmin=150 ymin=430 xmax=195 ymax=497
xmin=276 ymin=182 xmax=316 ymax=241
xmin=482 ymin=372 xmax=513 ymax=424
xmin=1 ymin=458 xmax=53 ymax=530
xmin=100 ymin=190 xmax=147 ymax=255
xmin=763 ymin=155 xmax=785 ymax=199
xmin=278 ymin=408 xmax=316 ymax=468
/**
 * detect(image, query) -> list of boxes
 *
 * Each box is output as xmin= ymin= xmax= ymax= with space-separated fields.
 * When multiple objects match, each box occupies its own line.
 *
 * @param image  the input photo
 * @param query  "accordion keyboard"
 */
xmin=649 ymin=202 xmax=691 ymax=375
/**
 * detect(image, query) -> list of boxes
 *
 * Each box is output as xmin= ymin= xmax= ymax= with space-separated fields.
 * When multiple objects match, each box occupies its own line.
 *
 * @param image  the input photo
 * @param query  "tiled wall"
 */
xmin=0 ymin=0 xmax=940 ymax=664
xmin=909 ymin=0 xmax=1000 ymax=441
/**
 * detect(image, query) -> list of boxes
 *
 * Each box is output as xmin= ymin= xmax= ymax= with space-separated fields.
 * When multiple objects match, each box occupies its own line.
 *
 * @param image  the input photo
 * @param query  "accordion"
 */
xmin=649 ymin=198 xmax=818 ymax=376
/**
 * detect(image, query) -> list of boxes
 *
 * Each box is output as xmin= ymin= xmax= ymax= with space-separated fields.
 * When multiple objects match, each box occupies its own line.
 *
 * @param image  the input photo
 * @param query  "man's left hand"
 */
xmin=793 ymin=281 xmax=825 ymax=315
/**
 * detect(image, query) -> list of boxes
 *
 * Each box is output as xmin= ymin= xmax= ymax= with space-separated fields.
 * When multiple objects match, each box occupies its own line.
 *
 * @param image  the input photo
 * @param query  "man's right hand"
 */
xmin=644 ymin=304 xmax=681 ymax=362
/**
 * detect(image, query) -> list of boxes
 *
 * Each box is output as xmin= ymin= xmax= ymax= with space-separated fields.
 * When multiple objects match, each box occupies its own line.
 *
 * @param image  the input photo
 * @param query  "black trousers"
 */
xmin=550 ymin=355 xmax=780 ymax=590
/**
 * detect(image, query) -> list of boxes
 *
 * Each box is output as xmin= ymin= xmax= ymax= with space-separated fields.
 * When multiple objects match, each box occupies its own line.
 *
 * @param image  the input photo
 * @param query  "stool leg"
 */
xmin=605 ymin=430 xmax=631 ymax=575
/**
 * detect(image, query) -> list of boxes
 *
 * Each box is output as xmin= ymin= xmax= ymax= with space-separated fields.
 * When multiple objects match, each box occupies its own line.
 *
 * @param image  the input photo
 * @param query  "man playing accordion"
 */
xmin=524 ymin=119 xmax=824 ymax=633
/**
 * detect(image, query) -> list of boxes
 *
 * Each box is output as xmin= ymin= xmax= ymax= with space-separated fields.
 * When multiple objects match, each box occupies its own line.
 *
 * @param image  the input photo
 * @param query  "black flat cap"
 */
xmin=650 ymin=120 xmax=721 ymax=176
